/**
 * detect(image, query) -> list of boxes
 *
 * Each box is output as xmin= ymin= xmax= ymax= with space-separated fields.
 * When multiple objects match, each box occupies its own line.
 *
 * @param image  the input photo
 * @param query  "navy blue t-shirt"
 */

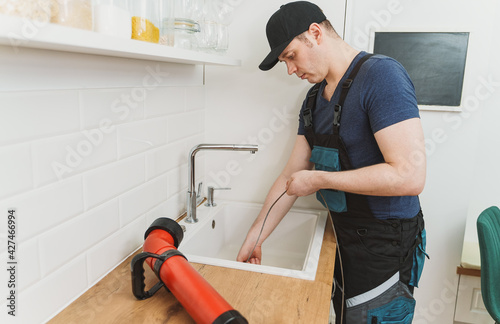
xmin=298 ymin=52 xmax=421 ymax=219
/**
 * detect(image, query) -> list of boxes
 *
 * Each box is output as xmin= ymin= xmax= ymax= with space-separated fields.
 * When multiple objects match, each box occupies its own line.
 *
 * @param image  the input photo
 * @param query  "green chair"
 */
xmin=477 ymin=206 xmax=500 ymax=323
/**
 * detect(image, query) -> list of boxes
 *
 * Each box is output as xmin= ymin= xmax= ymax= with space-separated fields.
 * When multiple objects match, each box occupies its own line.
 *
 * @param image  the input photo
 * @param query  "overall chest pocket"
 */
xmin=309 ymin=145 xmax=347 ymax=212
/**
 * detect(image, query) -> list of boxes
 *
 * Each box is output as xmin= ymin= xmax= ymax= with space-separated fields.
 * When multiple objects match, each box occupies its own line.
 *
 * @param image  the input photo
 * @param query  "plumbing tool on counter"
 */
xmin=131 ymin=217 xmax=248 ymax=324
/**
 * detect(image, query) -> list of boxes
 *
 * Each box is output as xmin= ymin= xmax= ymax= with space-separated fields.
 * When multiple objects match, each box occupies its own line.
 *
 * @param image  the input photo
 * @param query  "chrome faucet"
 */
xmin=185 ymin=144 xmax=258 ymax=223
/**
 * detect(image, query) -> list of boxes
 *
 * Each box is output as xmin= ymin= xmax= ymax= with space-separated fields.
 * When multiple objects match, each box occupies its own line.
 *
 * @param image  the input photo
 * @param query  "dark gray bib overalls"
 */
xmin=303 ymin=54 xmax=428 ymax=323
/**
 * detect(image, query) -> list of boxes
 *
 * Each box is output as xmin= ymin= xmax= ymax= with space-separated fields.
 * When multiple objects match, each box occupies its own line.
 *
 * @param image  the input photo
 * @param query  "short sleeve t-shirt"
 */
xmin=298 ymin=52 xmax=421 ymax=219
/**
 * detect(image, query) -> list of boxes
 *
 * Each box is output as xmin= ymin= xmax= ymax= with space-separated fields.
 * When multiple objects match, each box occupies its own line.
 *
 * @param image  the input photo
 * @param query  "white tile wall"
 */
xmin=144 ymin=86 xmax=186 ymax=117
xmin=31 ymin=129 xmax=118 ymax=187
xmin=0 ymin=91 xmax=80 ymax=146
xmin=0 ymin=44 xmax=206 ymax=323
xmin=145 ymin=140 xmax=186 ymax=180
xmin=117 ymin=117 xmax=169 ymax=158
xmin=86 ymin=215 xmax=147 ymax=285
xmin=0 ymin=177 xmax=84 ymax=244
xmin=83 ymin=155 xmax=146 ymax=210
xmin=0 ymin=144 xmax=32 ymax=199
xmin=80 ymin=88 xmax=146 ymax=129
xmin=18 ymin=256 xmax=88 ymax=324
xmin=38 ymin=199 xmax=120 ymax=276
xmin=119 ymin=174 xmax=168 ymax=227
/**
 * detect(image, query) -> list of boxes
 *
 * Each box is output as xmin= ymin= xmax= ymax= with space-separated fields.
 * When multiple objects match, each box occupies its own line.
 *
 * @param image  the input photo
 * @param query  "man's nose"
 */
xmin=286 ymin=62 xmax=297 ymax=75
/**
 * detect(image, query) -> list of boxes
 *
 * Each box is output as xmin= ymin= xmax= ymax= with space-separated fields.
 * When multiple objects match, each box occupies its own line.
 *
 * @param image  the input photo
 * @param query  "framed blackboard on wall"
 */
xmin=370 ymin=31 xmax=469 ymax=111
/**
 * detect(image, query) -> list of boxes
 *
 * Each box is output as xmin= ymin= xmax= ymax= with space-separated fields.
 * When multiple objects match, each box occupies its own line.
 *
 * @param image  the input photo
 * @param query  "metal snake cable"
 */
xmin=244 ymin=188 xmax=345 ymax=323
xmin=246 ymin=190 xmax=288 ymax=263
xmin=318 ymin=190 xmax=345 ymax=324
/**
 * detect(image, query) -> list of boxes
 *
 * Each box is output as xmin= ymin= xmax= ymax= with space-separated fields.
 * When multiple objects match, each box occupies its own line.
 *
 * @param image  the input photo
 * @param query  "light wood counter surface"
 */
xmin=49 ymin=217 xmax=336 ymax=324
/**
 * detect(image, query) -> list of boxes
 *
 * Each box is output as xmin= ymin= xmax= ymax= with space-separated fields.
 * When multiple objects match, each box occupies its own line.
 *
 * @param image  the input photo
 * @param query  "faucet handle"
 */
xmin=205 ymin=186 xmax=231 ymax=207
xmin=196 ymin=182 xmax=203 ymax=198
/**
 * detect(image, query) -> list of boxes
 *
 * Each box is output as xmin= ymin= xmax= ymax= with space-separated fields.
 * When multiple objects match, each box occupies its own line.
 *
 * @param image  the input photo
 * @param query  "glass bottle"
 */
xmin=50 ymin=0 xmax=93 ymax=31
xmin=93 ymin=0 xmax=131 ymax=39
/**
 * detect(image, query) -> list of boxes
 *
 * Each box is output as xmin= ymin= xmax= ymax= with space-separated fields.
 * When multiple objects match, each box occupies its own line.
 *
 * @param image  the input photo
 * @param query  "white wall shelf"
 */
xmin=0 ymin=14 xmax=241 ymax=66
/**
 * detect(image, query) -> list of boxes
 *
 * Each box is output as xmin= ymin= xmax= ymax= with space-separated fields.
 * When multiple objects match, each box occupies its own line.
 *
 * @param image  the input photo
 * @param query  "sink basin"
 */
xmin=178 ymin=201 xmax=328 ymax=280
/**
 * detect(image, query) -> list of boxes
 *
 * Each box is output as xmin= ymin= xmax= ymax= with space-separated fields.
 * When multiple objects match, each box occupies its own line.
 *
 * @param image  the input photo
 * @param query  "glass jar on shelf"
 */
xmin=214 ymin=22 xmax=229 ymax=54
xmin=51 ymin=0 xmax=93 ymax=31
xmin=196 ymin=18 xmax=217 ymax=52
xmin=173 ymin=18 xmax=200 ymax=50
xmin=93 ymin=0 xmax=131 ymax=39
xmin=130 ymin=0 xmax=160 ymax=43
xmin=159 ymin=0 xmax=175 ymax=46
xmin=0 ymin=0 xmax=51 ymax=22
xmin=160 ymin=0 xmax=202 ymax=48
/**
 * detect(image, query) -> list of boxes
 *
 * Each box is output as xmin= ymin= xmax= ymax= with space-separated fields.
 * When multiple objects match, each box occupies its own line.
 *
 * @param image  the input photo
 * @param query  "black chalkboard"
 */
xmin=373 ymin=32 xmax=469 ymax=107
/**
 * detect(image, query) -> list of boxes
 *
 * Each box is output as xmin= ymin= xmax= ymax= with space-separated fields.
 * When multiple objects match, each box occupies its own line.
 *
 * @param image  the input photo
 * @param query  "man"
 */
xmin=236 ymin=1 xmax=428 ymax=323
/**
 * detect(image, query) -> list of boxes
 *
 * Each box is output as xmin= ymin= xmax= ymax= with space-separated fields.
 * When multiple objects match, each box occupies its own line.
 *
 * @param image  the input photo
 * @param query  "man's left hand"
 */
xmin=286 ymin=170 xmax=320 ymax=197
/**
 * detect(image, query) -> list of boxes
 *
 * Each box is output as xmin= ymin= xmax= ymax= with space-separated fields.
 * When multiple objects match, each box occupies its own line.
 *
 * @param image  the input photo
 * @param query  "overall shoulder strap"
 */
xmin=303 ymin=82 xmax=322 ymax=131
xmin=333 ymin=53 xmax=374 ymax=131
xmin=303 ymin=83 xmax=321 ymax=150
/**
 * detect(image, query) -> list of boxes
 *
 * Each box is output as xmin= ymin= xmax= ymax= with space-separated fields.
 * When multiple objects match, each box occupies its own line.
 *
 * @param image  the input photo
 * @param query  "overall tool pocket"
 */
xmin=409 ymin=228 xmax=429 ymax=288
xmin=310 ymin=145 xmax=347 ymax=212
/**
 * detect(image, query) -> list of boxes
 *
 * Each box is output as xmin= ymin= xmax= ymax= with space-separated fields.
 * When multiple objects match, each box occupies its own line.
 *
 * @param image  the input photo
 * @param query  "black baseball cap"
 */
xmin=259 ymin=1 xmax=327 ymax=71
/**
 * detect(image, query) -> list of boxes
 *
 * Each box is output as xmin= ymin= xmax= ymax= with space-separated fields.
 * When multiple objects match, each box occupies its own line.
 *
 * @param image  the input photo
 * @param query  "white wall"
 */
xmin=0 ymin=45 xmax=206 ymax=323
xmin=206 ymin=1 xmax=500 ymax=324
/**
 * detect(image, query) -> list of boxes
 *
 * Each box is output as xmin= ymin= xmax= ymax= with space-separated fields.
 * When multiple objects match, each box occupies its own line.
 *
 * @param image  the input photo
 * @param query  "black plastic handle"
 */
xmin=131 ymin=252 xmax=165 ymax=300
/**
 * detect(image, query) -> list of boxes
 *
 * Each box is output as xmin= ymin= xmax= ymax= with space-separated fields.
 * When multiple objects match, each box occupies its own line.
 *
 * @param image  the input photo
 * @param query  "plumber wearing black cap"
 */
xmin=237 ymin=1 xmax=428 ymax=323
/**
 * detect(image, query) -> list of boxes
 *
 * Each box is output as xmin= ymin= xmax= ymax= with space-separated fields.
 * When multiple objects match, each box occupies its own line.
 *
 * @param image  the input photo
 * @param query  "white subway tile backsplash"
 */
xmin=83 ymin=156 xmax=145 ymax=210
xmin=0 ymin=177 xmax=84 ymax=243
xmin=39 ymin=200 xmax=120 ymax=276
xmin=185 ymin=86 xmax=205 ymax=112
xmin=167 ymin=165 xmax=188 ymax=198
xmin=146 ymin=192 xmax=185 ymax=226
xmin=32 ymin=129 xmax=117 ymax=187
xmin=184 ymin=133 xmax=205 ymax=154
xmin=0 ymin=91 xmax=80 ymax=146
xmin=86 ymin=215 xmax=146 ymax=285
xmin=1 ymin=44 xmax=207 ymax=322
xmin=145 ymin=140 xmax=186 ymax=180
xmin=117 ymin=117 xmax=168 ymax=159
xmin=167 ymin=111 xmax=204 ymax=143
xmin=17 ymin=238 xmax=41 ymax=292
xmin=144 ymin=86 xmax=186 ymax=117
xmin=17 ymin=256 xmax=87 ymax=324
xmin=80 ymin=88 xmax=145 ymax=129
xmin=0 ymin=143 xmax=32 ymax=199
xmin=119 ymin=175 xmax=168 ymax=227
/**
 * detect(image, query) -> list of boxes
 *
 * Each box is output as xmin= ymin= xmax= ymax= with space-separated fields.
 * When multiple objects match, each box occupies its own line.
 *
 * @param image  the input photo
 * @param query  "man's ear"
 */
xmin=308 ymin=23 xmax=323 ymax=44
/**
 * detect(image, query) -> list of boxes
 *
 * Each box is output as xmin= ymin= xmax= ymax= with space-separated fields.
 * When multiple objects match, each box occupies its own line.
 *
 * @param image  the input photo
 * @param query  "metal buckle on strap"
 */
xmin=303 ymin=108 xmax=313 ymax=128
xmin=334 ymin=104 xmax=342 ymax=126
xmin=342 ymin=79 xmax=353 ymax=88
xmin=308 ymin=89 xmax=319 ymax=98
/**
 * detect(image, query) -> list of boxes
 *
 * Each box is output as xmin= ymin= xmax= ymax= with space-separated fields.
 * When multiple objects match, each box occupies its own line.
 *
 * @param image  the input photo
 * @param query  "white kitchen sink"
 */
xmin=178 ymin=201 xmax=328 ymax=281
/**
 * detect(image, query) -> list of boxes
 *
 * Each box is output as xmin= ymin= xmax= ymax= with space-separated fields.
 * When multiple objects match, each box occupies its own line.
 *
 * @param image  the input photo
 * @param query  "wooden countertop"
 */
xmin=49 ymin=217 xmax=336 ymax=324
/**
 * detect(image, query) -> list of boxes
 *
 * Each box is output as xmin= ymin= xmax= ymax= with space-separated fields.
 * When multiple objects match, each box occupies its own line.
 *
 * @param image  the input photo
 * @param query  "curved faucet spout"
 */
xmin=186 ymin=144 xmax=259 ymax=223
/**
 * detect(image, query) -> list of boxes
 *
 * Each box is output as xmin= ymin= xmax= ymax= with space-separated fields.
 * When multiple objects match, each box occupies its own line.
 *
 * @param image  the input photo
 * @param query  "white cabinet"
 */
xmin=454 ymin=274 xmax=495 ymax=324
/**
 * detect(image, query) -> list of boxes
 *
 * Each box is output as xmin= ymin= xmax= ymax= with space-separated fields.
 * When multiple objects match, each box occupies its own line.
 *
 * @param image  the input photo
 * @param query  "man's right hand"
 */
xmin=236 ymin=242 xmax=262 ymax=264
xmin=236 ymin=136 xmax=312 ymax=266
